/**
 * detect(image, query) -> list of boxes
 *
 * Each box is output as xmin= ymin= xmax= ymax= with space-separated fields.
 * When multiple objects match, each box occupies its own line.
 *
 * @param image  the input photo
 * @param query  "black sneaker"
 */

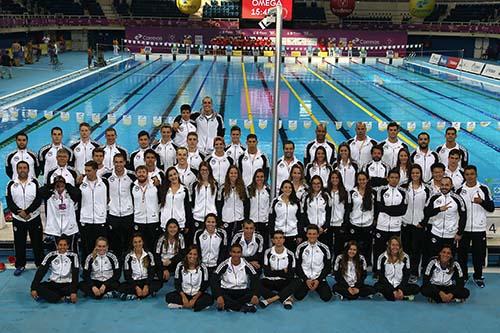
xmin=283 ymin=299 xmax=293 ymax=310
xmin=259 ymin=300 xmax=269 ymax=309
xmin=241 ymin=303 xmax=257 ymax=313
xmin=474 ymin=278 xmax=485 ymax=288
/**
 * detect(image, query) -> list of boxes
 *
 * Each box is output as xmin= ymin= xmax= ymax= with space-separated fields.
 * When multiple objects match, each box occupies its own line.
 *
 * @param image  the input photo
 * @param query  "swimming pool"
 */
xmin=1 ymin=56 xmax=499 ymax=206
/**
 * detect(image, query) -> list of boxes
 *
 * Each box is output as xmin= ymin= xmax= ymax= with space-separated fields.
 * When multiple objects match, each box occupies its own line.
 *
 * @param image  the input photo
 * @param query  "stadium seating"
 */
xmin=130 ymin=0 xmax=188 ymax=17
xmin=423 ymin=4 xmax=447 ymax=22
xmin=30 ymin=0 xmax=84 ymax=16
xmin=81 ymin=0 xmax=104 ymax=16
xmin=293 ymin=2 xmax=326 ymax=21
xmin=0 ymin=0 xmax=27 ymax=14
xmin=202 ymin=1 xmax=240 ymax=19
xmin=443 ymin=4 xmax=499 ymax=22
xmin=113 ymin=0 xmax=130 ymax=16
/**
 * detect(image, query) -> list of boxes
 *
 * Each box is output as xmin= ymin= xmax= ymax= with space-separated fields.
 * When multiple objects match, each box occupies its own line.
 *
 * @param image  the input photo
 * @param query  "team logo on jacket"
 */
xmin=47 ymin=152 xmax=53 ymax=157
xmin=431 ymin=237 xmax=437 ymax=243
xmin=271 ymin=255 xmax=276 ymax=261
xmin=461 ymin=190 xmax=467 ymax=195
xmin=13 ymin=183 xmax=18 ymax=188
xmin=376 ymin=233 xmax=381 ymax=238
xmin=304 ymin=249 xmax=310 ymax=255
xmin=435 ymin=199 xmax=442 ymax=206
xmin=109 ymin=177 xmax=115 ymax=182
xmin=53 ymin=258 xmax=60 ymax=265
xmin=277 ymin=202 xmax=282 ymax=208
xmin=279 ymin=163 xmax=284 ymax=168
xmin=227 ymin=151 xmax=232 ymax=155
xmin=227 ymin=267 xmax=232 ymax=273
xmin=384 ymin=193 xmax=390 ymax=198
xmin=224 ymin=223 xmax=229 ymax=228
xmin=134 ymin=186 xmax=140 ymax=192
xmin=352 ymin=193 xmax=358 ymax=198
xmin=211 ymin=160 xmax=216 ymax=165
xmin=82 ymin=183 xmax=87 ymax=188
xmin=76 ymin=147 xmax=80 ymax=152
xmin=13 ymin=156 xmax=19 ymax=161
xmin=202 ymin=234 xmax=207 ymax=240
xmin=350 ymin=229 xmax=355 ymax=234
xmin=134 ymin=225 xmax=139 ymax=230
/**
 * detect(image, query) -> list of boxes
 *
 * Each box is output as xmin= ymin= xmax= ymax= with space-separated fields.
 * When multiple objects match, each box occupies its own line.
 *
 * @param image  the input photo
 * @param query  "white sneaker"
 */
xmin=167 ymin=303 xmax=183 ymax=309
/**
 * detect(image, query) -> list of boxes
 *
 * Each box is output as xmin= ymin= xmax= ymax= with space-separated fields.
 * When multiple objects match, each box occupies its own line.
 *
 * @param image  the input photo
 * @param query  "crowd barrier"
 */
xmin=428 ymin=53 xmax=500 ymax=80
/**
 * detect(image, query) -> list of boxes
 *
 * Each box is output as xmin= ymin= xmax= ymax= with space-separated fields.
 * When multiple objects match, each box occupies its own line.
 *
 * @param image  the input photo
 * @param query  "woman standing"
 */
xmin=165 ymin=246 xmax=213 ymax=311
xmin=305 ymin=146 xmax=333 ymax=187
xmin=421 ymin=244 xmax=470 ymax=303
xmin=160 ymin=167 xmax=192 ymax=242
xmin=31 ymin=237 xmax=79 ymax=303
xmin=155 ymin=219 xmax=186 ymax=282
xmin=396 ymin=148 xmax=411 ymax=185
xmin=288 ymin=164 xmax=308 ymax=202
xmin=120 ymin=233 xmax=162 ymax=300
xmin=269 ymin=180 xmax=303 ymax=252
xmin=302 ymin=175 xmax=331 ymax=248
xmin=191 ymin=161 xmax=218 ymax=230
xmin=333 ymin=241 xmax=375 ymax=300
xmin=80 ymin=237 xmax=121 ymax=299
xmin=327 ymin=170 xmax=348 ymax=259
xmin=344 ymin=172 xmax=376 ymax=266
xmin=401 ymin=164 xmax=431 ymax=283
xmin=374 ymin=236 xmax=420 ymax=301
xmin=332 ymin=143 xmax=358 ymax=191
xmin=246 ymin=169 xmax=271 ymax=243
xmin=219 ymin=165 xmax=249 ymax=239
xmin=193 ymin=213 xmax=228 ymax=273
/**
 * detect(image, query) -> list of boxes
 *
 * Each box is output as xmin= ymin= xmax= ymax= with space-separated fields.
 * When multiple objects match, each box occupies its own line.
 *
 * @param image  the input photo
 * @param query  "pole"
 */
xmin=270 ymin=4 xmax=282 ymax=200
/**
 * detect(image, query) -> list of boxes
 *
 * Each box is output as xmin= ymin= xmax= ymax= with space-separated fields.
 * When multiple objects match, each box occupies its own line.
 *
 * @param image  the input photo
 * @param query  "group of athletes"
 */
xmin=5 ymin=96 xmax=495 ymax=311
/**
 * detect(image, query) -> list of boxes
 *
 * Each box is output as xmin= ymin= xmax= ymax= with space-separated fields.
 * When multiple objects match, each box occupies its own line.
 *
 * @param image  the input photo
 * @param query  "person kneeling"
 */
xmin=31 ymin=236 xmax=79 ymax=303
xmin=212 ymin=243 xmax=259 ymax=313
xmin=80 ymin=237 xmax=121 ymax=299
xmin=421 ymin=244 xmax=470 ymax=303
xmin=333 ymin=241 xmax=376 ymax=300
xmin=294 ymin=224 xmax=332 ymax=302
xmin=165 ymin=246 xmax=213 ymax=311
xmin=120 ymin=233 xmax=161 ymax=300
xmin=375 ymin=236 xmax=420 ymax=301
xmin=259 ymin=230 xmax=299 ymax=310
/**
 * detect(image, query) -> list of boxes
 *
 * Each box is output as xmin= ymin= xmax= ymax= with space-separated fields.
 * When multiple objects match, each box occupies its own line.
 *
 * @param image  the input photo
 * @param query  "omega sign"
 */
xmin=241 ymin=0 xmax=293 ymax=21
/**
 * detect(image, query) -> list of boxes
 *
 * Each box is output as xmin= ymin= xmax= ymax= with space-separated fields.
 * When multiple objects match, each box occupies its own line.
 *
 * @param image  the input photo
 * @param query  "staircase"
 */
xmin=97 ymin=0 xmax=119 ymax=19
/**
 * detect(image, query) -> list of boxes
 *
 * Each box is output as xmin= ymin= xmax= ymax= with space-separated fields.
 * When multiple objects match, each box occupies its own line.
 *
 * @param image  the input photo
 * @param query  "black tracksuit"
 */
xmin=421 ymin=257 xmax=470 ymax=303
xmin=260 ymin=246 xmax=299 ymax=302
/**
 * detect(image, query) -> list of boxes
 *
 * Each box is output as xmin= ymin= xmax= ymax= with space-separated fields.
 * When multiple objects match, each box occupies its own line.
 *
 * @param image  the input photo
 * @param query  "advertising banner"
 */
xmin=438 ymin=55 xmax=448 ymax=67
xmin=428 ymin=53 xmax=441 ymax=64
xmin=481 ymin=64 xmax=500 ymax=80
xmin=457 ymin=59 xmax=485 ymax=75
xmin=446 ymin=57 xmax=460 ymax=69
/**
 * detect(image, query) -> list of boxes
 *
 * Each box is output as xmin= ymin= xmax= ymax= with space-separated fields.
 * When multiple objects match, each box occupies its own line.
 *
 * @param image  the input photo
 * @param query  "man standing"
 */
xmin=194 ymin=96 xmax=225 ymax=155
xmin=225 ymin=126 xmax=245 ymax=165
xmin=275 ymin=141 xmax=303 ymax=193
xmin=238 ymin=134 xmax=269 ymax=187
xmin=457 ymin=165 xmax=494 ymax=288
xmin=78 ymin=161 xmax=109 ymax=259
xmin=70 ymin=122 xmax=100 ymax=174
xmin=346 ymin=122 xmax=377 ymax=168
xmin=410 ymin=132 xmax=438 ymax=183
xmin=6 ymin=161 xmax=43 ymax=276
xmin=5 ymin=133 xmax=39 ymax=180
xmin=38 ymin=127 xmax=73 ymax=180
xmin=102 ymin=127 xmax=128 ymax=170
xmin=304 ymin=124 xmax=336 ymax=166
xmin=436 ymin=127 xmax=468 ymax=169
xmin=129 ymin=131 xmax=159 ymax=171
xmin=153 ymin=124 xmax=177 ymax=171
xmin=379 ymin=122 xmax=408 ymax=168
xmin=102 ymin=153 xmax=136 ymax=259
xmin=445 ymin=149 xmax=465 ymax=190
xmin=46 ymin=149 xmax=78 ymax=186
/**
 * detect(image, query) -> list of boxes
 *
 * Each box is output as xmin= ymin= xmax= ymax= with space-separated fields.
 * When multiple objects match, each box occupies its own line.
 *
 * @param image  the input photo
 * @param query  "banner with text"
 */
xmin=241 ymin=0 xmax=293 ymax=21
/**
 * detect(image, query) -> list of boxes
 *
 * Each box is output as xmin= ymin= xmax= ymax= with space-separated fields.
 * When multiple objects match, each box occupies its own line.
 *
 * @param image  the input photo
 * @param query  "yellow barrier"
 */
xmin=318 ymin=51 xmax=328 ymax=58
xmin=232 ymin=50 xmax=242 ymax=57
xmin=263 ymin=50 xmax=274 ymax=57
xmin=40 ymin=44 xmax=48 ymax=55
xmin=291 ymin=51 xmax=301 ymax=57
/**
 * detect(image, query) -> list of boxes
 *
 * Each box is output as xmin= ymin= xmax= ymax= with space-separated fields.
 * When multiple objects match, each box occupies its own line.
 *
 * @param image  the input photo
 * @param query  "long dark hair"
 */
xmin=403 ymin=164 xmax=424 ymax=189
xmin=313 ymin=146 xmax=328 ymax=165
xmin=247 ymin=168 xmax=267 ymax=198
xmin=223 ymin=165 xmax=247 ymax=200
xmin=354 ymin=171 xmax=373 ymax=211
xmin=182 ymin=245 xmax=201 ymax=273
xmin=339 ymin=241 xmax=364 ymax=281
xmin=162 ymin=219 xmax=181 ymax=255
xmin=278 ymin=180 xmax=299 ymax=205
xmin=337 ymin=142 xmax=352 ymax=163
xmin=161 ymin=166 xmax=180 ymax=206
xmin=327 ymin=169 xmax=348 ymax=204
xmin=306 ymin=175 xmax=326 ymax=201
xmin=196 ymin=161 xmax=217 ymax=194
xmin=396 ymin=148 xmax=410 ymax=170
xmin=437 ymin=244 xmax=456 ymax=274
